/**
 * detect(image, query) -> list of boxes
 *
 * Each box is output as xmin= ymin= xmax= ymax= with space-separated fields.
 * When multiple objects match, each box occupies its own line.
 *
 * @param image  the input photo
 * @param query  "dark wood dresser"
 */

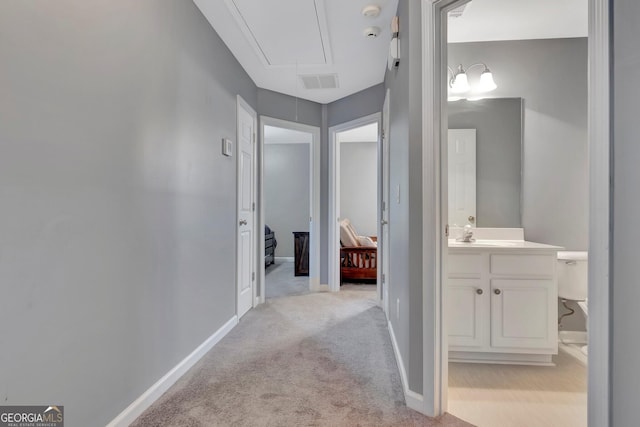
xmin=265 ymin=229 xmax=275 ymax=267
xmin=293 ymin=231 xmax=309 ymax=276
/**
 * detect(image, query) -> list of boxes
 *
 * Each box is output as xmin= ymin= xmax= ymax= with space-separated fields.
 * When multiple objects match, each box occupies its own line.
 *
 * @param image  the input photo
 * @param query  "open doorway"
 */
xmin=329 ymin=113 xmax=383 ymax=304
xmin=258 ymin=117 xmax=321 ymax=302
xmin=438 ymin=1 xmax=591 ymax=426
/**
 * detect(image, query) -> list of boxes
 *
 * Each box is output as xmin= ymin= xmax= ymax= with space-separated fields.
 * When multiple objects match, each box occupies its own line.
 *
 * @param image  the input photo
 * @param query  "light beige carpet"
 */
xmin=265 ymin=260 xmax=311 ymax=299
xmin=131 ymin=285 xmax=473 ymax=426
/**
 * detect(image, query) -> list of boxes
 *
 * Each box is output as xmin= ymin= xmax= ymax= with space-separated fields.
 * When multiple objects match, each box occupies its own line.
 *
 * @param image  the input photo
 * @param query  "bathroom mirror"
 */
xmin=448 ymin=97 xmax=523 ymax=228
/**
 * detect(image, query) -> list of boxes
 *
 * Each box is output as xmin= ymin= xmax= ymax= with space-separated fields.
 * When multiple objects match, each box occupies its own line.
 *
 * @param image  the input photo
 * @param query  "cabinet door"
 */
xmin=448 ymin=279 xmax=487 ymax=348
xmin=490 ymin=279 xmax=557 ymax=350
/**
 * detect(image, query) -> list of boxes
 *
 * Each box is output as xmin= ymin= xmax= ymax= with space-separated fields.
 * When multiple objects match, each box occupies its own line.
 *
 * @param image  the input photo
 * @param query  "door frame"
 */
xmin=422 ymin=0 xmax=611 ymax=424
xmin=328 ymin=112 xmax=382 ymax=304
xmin=382 ymin=90 xmax=391 ymax=316
xmin=257 ymin=116 xmax=321 ymax=303
xmin=236 ymin=95 xmax=258 ymax=317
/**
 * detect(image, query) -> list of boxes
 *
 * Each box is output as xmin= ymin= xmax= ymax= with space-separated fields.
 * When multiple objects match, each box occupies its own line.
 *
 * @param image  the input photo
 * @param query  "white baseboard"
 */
xmin=309 ymin=277 xmax=328 ymax=292
xmin=559 ymin=330 xmax=588 ymax=345
xmin=274 ymin=257 xmax=294 ymax=262
xmin=107 ymin=315 xmax=238 ymax=427
xmin=387 ymin=321 xmax=424 ymax=412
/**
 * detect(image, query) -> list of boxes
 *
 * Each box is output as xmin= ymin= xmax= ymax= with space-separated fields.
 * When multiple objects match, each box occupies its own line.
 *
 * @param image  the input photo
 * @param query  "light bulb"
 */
xmin=451 ymin=73 xmax=470 ymax=93
xmin=478 ymin=70 xmax=497 ymax=92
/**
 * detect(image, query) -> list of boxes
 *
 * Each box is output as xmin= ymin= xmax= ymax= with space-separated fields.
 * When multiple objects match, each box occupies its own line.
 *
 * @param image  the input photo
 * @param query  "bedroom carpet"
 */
xmin=265 ymin=260 xmax=311 ymax=299
xmin=131 ymin=286 xmax=473 ymax=427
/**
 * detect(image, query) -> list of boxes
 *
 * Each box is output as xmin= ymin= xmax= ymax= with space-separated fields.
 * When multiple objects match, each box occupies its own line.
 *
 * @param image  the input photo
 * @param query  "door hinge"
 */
xmin=382 ymin=201 xmax=386 ymax=211
xmin=253 ymin=132 xmax=256 ymax=143
xmin=445 ymin=224 xmax=450 ymax=237
xmin=252 ymin=272 xmax=255 ymax=281
xmin=252 ymin=202 xmax=255 ymax=212
xmin=382 ymin=274 xmax=385 ymax=284
xmin=381 ymin=129 xmax=385 ymax=139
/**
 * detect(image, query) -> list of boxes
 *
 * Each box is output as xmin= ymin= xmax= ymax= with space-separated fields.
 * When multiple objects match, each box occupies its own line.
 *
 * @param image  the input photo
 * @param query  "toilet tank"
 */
xmin=557 ymin=251 xmax=588 ymax=301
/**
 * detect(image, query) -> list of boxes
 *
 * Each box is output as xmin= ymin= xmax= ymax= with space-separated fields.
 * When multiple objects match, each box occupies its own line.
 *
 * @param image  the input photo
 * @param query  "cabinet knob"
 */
xmin=476 ymin=288 xmax=483 ymax=295
xmin=494 ymin=289 xmax=501 ymax=295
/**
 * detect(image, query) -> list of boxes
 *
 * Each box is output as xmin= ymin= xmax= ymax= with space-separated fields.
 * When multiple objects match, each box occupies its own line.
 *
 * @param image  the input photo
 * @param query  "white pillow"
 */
xmin=339 ymin=219 xmax=359 ymax=247
xmin=357 ymin=236 xmax=377 ymax=247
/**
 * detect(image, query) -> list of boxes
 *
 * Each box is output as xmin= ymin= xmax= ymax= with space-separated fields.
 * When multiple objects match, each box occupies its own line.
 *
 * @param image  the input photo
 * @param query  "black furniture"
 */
xmin=293 ymin=231 xmax=309 ymax=276
xmin=265 ymin=225 xmax=276 ymax=267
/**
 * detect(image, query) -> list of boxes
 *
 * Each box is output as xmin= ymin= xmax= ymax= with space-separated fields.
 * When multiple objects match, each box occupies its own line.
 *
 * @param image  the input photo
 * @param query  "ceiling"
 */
xmin=448 ymin=0 xmax=588 ymax=43
xmin=193 ymin=0 xmax=587 ymax=105
xmin=193 ymin=0 xmax=398 ymax=104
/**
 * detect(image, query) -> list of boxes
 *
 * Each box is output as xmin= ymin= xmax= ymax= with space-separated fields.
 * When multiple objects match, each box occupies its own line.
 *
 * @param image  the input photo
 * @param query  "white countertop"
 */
xmin=448 ymin=239 xmax=564 ymax=251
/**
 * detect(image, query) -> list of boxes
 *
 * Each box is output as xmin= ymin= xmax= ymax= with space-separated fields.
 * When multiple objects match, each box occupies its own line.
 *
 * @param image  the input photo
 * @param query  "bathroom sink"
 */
xmin=448 ymin=239 xmax=564 ymax=250
xmin=473 ymin=240 xmax=521 ymax=247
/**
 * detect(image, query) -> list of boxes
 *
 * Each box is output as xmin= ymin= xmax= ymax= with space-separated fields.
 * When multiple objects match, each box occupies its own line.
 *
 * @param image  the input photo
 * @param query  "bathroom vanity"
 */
xmin=448 ymin=233 xmax=563 ymax=366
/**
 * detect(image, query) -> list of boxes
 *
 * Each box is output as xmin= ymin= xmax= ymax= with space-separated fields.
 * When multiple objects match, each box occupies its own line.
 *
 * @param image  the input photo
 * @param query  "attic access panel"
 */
xmin=229 ymin=0 xmax=331 ymax=66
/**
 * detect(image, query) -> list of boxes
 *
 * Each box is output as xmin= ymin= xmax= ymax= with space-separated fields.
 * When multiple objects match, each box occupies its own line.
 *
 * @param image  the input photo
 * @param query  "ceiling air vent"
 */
xmin=449 ymin=4 xmax=467 ymax=18
xmin=299 ymin=74 xmax=339 ymax=90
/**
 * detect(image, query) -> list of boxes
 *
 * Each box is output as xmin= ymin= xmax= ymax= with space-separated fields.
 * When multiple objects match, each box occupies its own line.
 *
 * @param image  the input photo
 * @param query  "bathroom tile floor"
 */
xmin=448 ymin=348 xmax=587 ymax=427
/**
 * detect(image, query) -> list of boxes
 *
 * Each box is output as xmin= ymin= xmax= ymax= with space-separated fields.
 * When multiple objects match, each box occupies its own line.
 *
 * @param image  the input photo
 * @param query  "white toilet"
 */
xmin=557 ymin=251 xmax=588 ymax=355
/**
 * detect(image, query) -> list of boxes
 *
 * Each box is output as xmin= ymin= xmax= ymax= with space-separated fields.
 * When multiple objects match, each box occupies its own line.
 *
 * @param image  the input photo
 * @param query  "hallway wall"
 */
xmin=384 ymin=0 xmax=425 ymax=396
xmin=612 ymin=0 xmax=640 ymax=423
xmin=0 ymin=1 xmax=256 ymax=425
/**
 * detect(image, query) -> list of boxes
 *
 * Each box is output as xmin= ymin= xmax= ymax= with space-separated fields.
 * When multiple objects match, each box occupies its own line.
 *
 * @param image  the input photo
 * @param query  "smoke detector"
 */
xmin=362 ymin=5 xmax=381 ymax=18
xmin=363 ymin=26 xmax=381 ymax=38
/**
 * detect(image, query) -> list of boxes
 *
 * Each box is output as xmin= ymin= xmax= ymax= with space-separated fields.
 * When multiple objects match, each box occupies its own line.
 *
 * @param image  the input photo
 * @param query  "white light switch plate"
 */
xmin=222 ymin=138 xmax=233 ymax=157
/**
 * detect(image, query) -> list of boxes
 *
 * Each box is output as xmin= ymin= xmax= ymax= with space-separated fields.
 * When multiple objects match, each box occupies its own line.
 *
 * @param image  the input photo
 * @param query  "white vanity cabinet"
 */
xmin=448 ymin=243 xmax=561 ymax=365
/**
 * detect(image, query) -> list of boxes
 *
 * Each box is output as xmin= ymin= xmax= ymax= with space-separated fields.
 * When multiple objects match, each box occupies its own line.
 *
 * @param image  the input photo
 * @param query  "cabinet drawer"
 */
xmin=490 ymin=254 xmax=555 ymax=276
xmin=449 ymin=254 xmax=483 ymax=276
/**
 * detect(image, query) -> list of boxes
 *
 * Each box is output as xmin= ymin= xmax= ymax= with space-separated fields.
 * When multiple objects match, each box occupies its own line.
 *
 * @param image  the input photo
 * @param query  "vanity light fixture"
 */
xmin=448 ymin=63 xmax=497 ymax=99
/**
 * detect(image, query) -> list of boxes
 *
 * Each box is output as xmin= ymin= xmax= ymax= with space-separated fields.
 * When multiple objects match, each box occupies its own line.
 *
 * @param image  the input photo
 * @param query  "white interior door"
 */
xmin=448 ymin=129 xmax=476 ymax=227
xmin=237 ymin=98 xmax=256 ymax=319
xmin=381 ymin=90 xmax=391 ymax=314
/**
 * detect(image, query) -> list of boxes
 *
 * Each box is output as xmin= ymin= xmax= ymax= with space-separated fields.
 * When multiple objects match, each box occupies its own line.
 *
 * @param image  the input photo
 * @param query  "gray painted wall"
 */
xmin=264 ymin=144 xmax=310 ymax=257
xmin=449 ymin=39 xmax=588 ymax=251
xmin=257 ymin=88 xmax=322 ymax=128
xmin=0 ymin=1 xmax=257 ymax=426
xmin=327 ymin=83 xmax=385 ymax=127
xmin=613 ymin=1 xmax=640 ymax=424
xmin=340 ymin=142 xmax=378 ymax=237
xmin=384 ymin=0 xmax=424 ymax=394
xmin=448 ymin=98 xmax=523 ymax=228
